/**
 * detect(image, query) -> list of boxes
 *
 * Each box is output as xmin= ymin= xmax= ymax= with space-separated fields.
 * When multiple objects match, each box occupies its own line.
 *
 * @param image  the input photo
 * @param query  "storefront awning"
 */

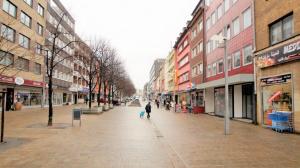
xmin=197 ymin=74 xmax=254 ymax=89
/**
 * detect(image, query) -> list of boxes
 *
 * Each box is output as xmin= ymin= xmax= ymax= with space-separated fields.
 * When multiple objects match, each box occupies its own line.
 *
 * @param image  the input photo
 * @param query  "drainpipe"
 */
xmin=252 ymin=0 xmax=258 ymax=125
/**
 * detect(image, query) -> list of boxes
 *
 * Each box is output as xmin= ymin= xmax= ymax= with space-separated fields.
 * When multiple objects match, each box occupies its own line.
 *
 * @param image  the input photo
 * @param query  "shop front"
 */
xmin=256 ymin=38 xmax=300 ymax=132
xmin=191 ymin=90 xmax=205 ymax=113
xmin=0 ymin=75 xmax=44 ymax=110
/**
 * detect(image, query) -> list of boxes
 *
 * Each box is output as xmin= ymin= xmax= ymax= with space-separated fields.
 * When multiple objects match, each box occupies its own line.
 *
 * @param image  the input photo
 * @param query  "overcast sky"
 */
xmin=62 ymin=0 xmax=198 ymax=90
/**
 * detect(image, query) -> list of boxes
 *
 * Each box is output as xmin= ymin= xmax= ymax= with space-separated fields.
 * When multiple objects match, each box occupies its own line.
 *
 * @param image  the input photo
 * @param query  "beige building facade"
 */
xmin=254 ymin=0 xmax=300 ymax=132
xmin=0 ymin=0 xmax=47 ymax=110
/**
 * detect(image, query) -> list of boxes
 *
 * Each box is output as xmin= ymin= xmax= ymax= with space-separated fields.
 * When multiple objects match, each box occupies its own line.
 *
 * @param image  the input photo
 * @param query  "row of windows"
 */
xmin=1 ymin=24 xmax=43 ymax=55
xmin=0 ymin=50 xmax=41 ymax=74
xmin=206 ymin=7 xmax=252 ymax=54
xmin=178 ymin=39 xmax=189 ymax=53
xmin=206 ymin=45 xmax=252 ymax=77
xmin=178 ymin=72 xmax=189 ymax=84
xmin=192 ymin=63 xmax=203 ymax=77
xmin=73 ymin=76 xmax=87 ymax=87
xmin=191 ymin=41 xmax=203 ymax=58
xmin=3 ymin=0 xmax=44 ymax=18
xmin=178 ymin=55 xmax=189 ymax=68
xmin=191 ymin=20 xmax=203 ymax=40
xmin=49 ymin=0 xmax=74 ymax=29
xmin=53 ymin=70 xmax=73 ymax=82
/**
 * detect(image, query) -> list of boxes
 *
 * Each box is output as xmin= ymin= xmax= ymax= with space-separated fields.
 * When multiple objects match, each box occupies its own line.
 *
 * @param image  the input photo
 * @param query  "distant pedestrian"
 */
xmin=145 ymin=102 xmax=151 ymax=119
xmin=85 ymin=96 xmax=88 ymax=105
xmin=156 ymin=99 xmax=160 ymax=109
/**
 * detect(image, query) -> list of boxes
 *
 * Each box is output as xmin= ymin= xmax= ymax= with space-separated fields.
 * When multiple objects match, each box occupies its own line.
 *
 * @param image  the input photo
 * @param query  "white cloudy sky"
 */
xmin=62 ymin=0 xmax=198 ymax=90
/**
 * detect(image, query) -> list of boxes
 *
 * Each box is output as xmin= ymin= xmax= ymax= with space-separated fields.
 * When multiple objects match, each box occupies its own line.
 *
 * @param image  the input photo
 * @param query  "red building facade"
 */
xmin=201 ymin=0 xmax=255 ymax=121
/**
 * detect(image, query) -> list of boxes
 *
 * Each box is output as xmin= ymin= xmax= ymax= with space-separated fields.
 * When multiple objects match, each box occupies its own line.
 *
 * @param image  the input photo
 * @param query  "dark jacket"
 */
xmin=145 ymin=104 xmax=151 ymax=113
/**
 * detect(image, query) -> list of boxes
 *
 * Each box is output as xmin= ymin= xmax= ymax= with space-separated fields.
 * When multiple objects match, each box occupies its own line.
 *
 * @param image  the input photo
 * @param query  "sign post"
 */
xmin=72 ymin=109 xmax=81 ymax=126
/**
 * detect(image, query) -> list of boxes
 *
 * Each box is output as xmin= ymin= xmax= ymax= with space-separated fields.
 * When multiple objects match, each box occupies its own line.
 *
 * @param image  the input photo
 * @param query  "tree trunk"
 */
xmin=104 ymin=83 xmax=107 ymax=105
xmin=48 ymin=76 xmax=53 ymax=126
xmin=97 ymin=78 xmax=102 ymax=106
xmin=89 ymin=78 xmax=92 ymax=109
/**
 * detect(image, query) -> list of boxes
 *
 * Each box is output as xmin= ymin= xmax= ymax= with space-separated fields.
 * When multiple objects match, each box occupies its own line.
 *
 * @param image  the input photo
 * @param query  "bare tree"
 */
xmin=45 ymin=13 xmax=78 ymax=126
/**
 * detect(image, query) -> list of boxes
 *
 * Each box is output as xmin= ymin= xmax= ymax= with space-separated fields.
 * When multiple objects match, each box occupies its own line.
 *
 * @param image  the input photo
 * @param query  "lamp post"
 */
xmin=212 ymin=31 xmax=230 ymax=135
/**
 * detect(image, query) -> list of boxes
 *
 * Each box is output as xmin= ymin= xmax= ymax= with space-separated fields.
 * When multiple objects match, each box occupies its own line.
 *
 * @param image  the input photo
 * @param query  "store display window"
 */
xmin=261 ymin=74 xmax=293 ymax=126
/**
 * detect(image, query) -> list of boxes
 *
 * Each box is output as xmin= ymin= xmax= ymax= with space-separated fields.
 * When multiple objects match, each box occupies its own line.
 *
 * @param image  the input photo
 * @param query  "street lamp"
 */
xmin=211 ymin=31 xmax=230 ymax=135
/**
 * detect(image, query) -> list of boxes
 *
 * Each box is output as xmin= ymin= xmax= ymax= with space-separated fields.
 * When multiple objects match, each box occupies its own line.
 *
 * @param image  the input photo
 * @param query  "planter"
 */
xmin=15 ymin=102 xmax=22 ymax=111
xmin=109 ymin=104 xmax=114 ymax=109
xmin=81 ymin=107 xmax=103 ymax=114
xmin=103 ymin=105 xmax=109 ymax=111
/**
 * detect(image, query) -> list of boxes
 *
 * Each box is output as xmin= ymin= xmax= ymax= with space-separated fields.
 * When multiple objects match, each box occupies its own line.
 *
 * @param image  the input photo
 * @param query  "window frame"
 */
xmin=16 ymin=57 xmax=29 ymax=71
xmin=243 ymin=7 xmax=252 ymax=29
xmin=37 ymin=4 xmax=44 ymax=17
xmin=269 ymin=13 xmax=293 ymax=45
xmin=37 ymin=23 xmax=43 ymax=36
xmin=243 ymin=45 xmax=253 ymax=66
xmin=23 ymin=0 xmax=33 ymax=7
xmin=19 ymin=34 xmax=30 ymax=49
xmin=0 ymin=50 xmax=14 ymax=66
xmin=233 ymin=50 xmax=241 ymax=69
xmin=20 ymin=11 xmax=32 ymax=28
xmin=0 ymin=24 xmax=15 ymax=42
xmin=34 ymin=63 xmax=42 ymax=75
xmin=218 ymin=59 xmax=224 ymax=74
xmin=232 ymin=17 xmax=240 ymax=36
xmin=3 ymin=0 xmax=17 ymax=18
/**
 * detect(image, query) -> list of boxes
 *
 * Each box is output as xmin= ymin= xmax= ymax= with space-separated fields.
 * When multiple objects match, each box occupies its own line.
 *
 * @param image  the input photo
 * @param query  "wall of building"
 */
xmin=234 ymin=85 xmax=242 ymax=118
xmin=205 ymin=87 xmax=214 ymax=113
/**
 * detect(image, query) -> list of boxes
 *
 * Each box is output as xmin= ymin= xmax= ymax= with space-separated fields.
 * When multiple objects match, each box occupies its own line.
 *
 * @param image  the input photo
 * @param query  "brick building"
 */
xmin=189 ymin=0 xmax=205 ymax=113
xmin=200 ymin=0 xmax=255 ymax=122
xmin=174 ymin=25 xmax=191 ymax=111
xmin=254 ymin=0 xmax=300 ymax=132
xmin=0 ymin=0 xmax=46 ymax=110
xmin=45 ymin=0 xmax=75 ymax=105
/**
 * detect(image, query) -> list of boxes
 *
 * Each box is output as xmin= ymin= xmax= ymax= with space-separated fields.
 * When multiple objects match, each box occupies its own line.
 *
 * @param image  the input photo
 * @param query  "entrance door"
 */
xmin=63 ymin=93 xmax=67 ymax=104
xmin=74 ymin=94 xmax=78 ymax=104
xmin=6 ymin=88 xmax=14 ymax=111
xmin=214 ymin=87 xmax=233 ymax=117
xmin=242 ymin=84 xmax=254 ymax=120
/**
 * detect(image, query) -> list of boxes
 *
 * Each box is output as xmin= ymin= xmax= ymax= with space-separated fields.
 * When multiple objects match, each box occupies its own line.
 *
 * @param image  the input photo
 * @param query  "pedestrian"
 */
xmin=85 ymin=96 xmax=88 ymax=105
xmin=156 ymin=99 xmax=160 ymax=109
xmin=145 ymin=102 xmax=151 ymax=119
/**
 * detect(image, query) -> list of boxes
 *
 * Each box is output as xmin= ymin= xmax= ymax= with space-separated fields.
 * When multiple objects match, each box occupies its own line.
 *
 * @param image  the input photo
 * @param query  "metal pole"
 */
xmin=1 ymin=92 xmax=6 ymax=143
xmin=224 ymin=38 xmax=230 ymax=135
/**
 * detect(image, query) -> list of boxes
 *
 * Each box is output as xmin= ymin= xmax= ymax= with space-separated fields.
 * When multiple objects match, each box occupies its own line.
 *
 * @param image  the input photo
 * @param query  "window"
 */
xmin=233 ymin=51 xmax=241 ymax=68
xmin=19 ymin=34 xmax=30 ymax=49
xmin=37 ymin=4 xmax=44 ymax=17
xmin=225 ymin=25 xmax=231 ymax=39
xmin=218 ymin=59 xmax=224 ymax=74
xmin=179 ymin=55 xmax=188 ymax=67
xmin=20 ymin=12 xmax=32 ymax=27
xmin=0 ymin=50 xmax=14 ymax=66
xmin=243 ymin=8 xmax=252 ymax=29
xmin=207 ymin=65 xmax=211 ymax=77
xmin=206 ymin=41 xmax=211 ymax=54
xmin=227 ymin=56 xmax=232 ymax=70
xmin=0 ymin=24 xmax=15 ymax=42
xmin=233 ymin=17 xmax=240 ymax=36
xmin=34 ymin=63 xmax=41 ymax=75
xmin=36 ymin=43 xmax=42 ymax=54
xmin=198 ymin=20 xmax=203 ymax=32
xmin=270 ymin=14 xmax=293 ymax=45
xmin=217 ymin=4 xmax=223 ymax=20
xmin=206 ymin=17 xmax=211 ymax=30
xmin=198 ymin=63 xmax=203 ymax=74
xmin=243 ymin=45 xmax=252 ymax=65
xmin=3 ymin=0 xmax=17 ymax=18
xmin=224 ymin=0 xmax=229 ymax=12
xmin=212 ymin=12 xmax=216 ymax=25
xmin=192 ymin=29 xmax=197 ymax=39
xmin=192 ymin=48 xmax=197 ymax=58
xmin=198 ymin=42 xmax=203 ymax=53
xmin=179 ymin=73 xmax=189 ymax=83
xmin=37 ymin=23 xmax=43 ymax=35
xmin=212 ymin=62 xmax=217 ymax=76
xmin=183 ymin=40 xmax=188 ymax=47
xmin=16 ymin=57 xmax=29 ymax=71
xmin=23 ymin=0 xmax=32 ymax=6
xmin=192 ymin=66 xmax=198 ymax=77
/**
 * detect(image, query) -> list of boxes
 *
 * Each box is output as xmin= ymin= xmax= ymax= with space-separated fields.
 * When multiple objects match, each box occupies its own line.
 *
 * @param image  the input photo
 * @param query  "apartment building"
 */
xmin=69 ymin=34 xmax=91 ymax=104
xmin=165 ymin=49 xmax=176 ymax=101
xmin=148 ymin=58 xmax=165 ymax=100
xmin=254 ymin=0 xmax=300 ymax=132
xmin=45 ymin=0 xmax=75 ymax=105
xmin=201 ymin=0 xmax=255 ymax=122
xmin=189 ymin=0 xmax=205 ymax=113
xmin=0 ymin=0 xmax=46 ymax=110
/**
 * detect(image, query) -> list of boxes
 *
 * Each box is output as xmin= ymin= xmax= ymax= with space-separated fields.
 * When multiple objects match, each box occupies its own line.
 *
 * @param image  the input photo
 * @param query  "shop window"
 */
xmin=243 ymin=45 xmax=252 ymax=65
xmin=262 ymin=79 xmax=292 ymax=126
xmin=270 ymin=14 xmax=293 ymax=45
xmin=0 ymin=50 xmax=14 ymax=66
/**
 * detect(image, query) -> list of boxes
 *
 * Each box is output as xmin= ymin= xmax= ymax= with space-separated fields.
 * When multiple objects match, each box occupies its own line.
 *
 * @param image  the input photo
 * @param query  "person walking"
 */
xmin=145 ymin=102 xmax=151 ymax=119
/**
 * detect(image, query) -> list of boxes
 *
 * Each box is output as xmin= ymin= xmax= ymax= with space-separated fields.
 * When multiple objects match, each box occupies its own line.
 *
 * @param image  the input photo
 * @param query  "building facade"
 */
xmin=0 ymin=0 xmax=46 ymax=110
xmin=149 ymin=58 xmax=165 ymax=100
xmin=254 ymin=0 xmax=300 ymax=132
xmin=45 ymin=0 xmax=75 ymax=105
xmin=165 ymin=49 xmax=176 ymax=101
xmin=201 ymin=0 xmax=255 ymax=122
xmin=174 ymin=26 xmax=191 ymax=111
xmin=189 ymin=0 xmax=205 ymax=113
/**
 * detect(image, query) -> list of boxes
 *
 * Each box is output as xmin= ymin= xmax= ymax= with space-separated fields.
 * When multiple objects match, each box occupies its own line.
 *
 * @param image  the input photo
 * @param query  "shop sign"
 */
xmin=261 ymin=74 xmax=292 ymax=86
xmin=0 ymin=75 xmax=14 ymax=83
xmin=15 ymin=77 xmax=24 ymax=85
xmin=257 ymin=39 xmax=300 ymax=68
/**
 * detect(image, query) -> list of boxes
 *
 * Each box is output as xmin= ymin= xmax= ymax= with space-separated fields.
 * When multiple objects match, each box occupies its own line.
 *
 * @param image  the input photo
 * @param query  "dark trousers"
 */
xmin=146 ymin=112 xmax=150 ymax=118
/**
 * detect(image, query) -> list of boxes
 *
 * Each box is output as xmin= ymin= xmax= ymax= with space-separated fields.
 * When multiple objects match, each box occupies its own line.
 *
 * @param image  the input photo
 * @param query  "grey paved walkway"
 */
xmin=0 ymin=103 xmax=299 ymax=168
